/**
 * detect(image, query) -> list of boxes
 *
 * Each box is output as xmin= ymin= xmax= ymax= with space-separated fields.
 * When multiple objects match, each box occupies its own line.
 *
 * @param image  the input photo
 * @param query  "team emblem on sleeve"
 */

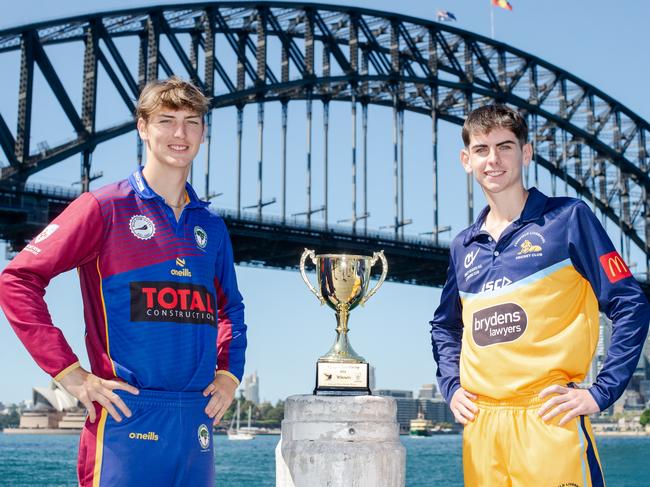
xmin=129 ymin=215 xmax=156 ymax=240
xmin=599 ymin=251 xmax=632 ymax=283
xmin=34 ymin=224 xmax=60 ymax=243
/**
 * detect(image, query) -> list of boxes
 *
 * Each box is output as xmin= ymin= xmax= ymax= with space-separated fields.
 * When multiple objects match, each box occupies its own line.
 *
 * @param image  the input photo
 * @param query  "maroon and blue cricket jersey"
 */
xmin=0 ymin=168 xmax=247 ymax=486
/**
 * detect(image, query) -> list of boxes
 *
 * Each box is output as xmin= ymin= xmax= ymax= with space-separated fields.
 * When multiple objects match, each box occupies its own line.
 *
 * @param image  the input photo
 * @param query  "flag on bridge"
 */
xmin=491 ymin=0 xmax=513 ymax=11
xmin=436 ymin=10 xmax=457 ymax=22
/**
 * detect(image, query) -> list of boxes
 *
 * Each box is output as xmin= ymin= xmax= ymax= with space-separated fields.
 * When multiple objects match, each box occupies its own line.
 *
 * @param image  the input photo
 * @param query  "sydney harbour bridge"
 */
xmin=0 ymin=2 xmax=648 ymax=295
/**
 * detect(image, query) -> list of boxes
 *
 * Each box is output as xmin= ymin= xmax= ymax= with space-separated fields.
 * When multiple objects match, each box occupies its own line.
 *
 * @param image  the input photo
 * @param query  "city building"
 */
xmin=242 ymin=371 xmax=260 ymax=404
xmin=417 ymin=384 xmax=439 ymax=400
xmin=376 ymin=387 xmax=456 ymax=432
xmin=369 ymin=366 xmax=376 ymax=392
xmin=375 ymin=390 xmax=417 ymax=432
xmin=419 ymin=398 xmax=455 ymax=425
xmin=16 ymin=381 xmax=84 ymax=430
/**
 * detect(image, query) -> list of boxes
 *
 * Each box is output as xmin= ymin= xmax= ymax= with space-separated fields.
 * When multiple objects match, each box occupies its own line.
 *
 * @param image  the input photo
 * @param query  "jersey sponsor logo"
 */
xmin=513 ymin=231 xmax=545 ymax=260
xmin=480 ymin=276 xmax=512 ymax=293
xmin=133 ymin=170 xmax=146 ymax=192
xmin=129 ymin=431 xmax=159 ymax=441
xmin=194 ymin=226 xmax=208 ymax=249
xmin=464 ymin=249 xmax=479 ymax=268
xmin=24 ymin=244 xmax=42 ymax=255
xmin=171 ymin=257 xmax=192 ymax=277
xmin=34 ymin=224 xmax=59 ymax=244
xmin=198 ymin=424 xmax=210 ymax=450
xmin=130 ymin=281 xmax=216 ymax=326
xmin=129 ymin=215 xmax=156 ymax=240
xmin=472 ymin=302 xmax=527 ymax=346
xmin=599 ymin=251 xmax=632 ymax=283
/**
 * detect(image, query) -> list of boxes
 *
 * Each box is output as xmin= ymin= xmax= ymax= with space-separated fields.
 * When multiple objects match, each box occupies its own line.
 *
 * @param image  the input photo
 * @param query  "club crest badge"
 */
xmin=194 ymin=226 xmax=208 ymax=249
xmin=129 ymin=215 xmax=155 ymax=240
xmin=198 ymin=424 xmax=210 ymax=450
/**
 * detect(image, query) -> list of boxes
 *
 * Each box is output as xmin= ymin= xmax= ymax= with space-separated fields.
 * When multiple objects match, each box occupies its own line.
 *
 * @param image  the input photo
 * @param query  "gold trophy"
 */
xmin=300 ymin=249 xmax=388 ymax=395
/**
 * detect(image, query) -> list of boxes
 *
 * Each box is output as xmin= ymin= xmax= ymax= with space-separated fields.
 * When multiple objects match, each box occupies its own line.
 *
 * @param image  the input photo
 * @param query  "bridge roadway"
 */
xmin=1 ymin=184 xmax=648 ymax=298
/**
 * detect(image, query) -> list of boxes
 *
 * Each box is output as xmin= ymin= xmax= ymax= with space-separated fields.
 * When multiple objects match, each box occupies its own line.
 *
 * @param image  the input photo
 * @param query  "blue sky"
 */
xmin=0 ymin=0 xmax=648 ymax=404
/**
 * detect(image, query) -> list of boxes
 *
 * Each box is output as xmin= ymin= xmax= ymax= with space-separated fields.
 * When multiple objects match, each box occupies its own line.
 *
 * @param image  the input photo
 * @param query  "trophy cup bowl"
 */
xmin=300 ymin=249 xmax=388 ymax=395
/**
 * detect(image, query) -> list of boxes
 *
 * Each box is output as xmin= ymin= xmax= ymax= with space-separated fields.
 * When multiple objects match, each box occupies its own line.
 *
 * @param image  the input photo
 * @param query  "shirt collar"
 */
xmin=128 ymin=167 xmax=210 ymax=209
xmin=462 ymin=187 xmax=548 ymax=246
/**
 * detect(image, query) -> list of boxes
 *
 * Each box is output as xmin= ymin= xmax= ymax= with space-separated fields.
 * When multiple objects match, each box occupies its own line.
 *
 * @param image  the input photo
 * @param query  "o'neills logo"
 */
xmin=129 ymin=431 xmax=158 ymax=441
xmin=130 ymin=281 xmax=216 ymax=326
xmin=472 ymin=303 xmax=527 ymax=346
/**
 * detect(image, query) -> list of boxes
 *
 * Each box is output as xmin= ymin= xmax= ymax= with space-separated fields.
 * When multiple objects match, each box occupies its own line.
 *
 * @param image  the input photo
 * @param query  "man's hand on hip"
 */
xmin=59 ymin=367 xmax=139 ymax=423
xmin=203 ymin=373 xmax=238 ymax=426
xmin=450 ymin=387 xmax=479 ymax=425
xmin=538 ymin=384 xmax=600 ymax=426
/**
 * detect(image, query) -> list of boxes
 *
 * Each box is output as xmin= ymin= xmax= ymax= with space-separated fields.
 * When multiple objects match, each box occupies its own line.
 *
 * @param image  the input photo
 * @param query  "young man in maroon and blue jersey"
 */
xmin=0 ymin=76 xmax=247 ymax=486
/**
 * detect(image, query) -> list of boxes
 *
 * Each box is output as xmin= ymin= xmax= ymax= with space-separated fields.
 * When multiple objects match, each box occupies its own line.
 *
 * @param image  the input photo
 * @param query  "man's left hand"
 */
xmin=538 ymin=385 xmax=600 ymax=426
xmin=203 ymin=374 xmax=238 ymax=426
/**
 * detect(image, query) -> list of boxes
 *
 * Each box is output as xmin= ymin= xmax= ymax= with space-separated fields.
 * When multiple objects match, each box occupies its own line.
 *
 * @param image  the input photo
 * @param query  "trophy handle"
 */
xmin=361 ymin=250 xmax=388 ymax=306
xmin=300 ymin=248 xmax=326 ymax=305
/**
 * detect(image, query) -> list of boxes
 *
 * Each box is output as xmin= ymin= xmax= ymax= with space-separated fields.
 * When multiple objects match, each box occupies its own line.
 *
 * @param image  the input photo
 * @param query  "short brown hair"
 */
xmin=462 ymin=104 xmax=528 ymax=147
xmin=135 ymin=76 xmax=210 ymax=122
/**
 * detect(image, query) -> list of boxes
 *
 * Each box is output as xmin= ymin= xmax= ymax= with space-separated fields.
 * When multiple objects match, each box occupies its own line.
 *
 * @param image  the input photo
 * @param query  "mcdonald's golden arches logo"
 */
xmin=598 ymin=251 xmax=632 ymax=283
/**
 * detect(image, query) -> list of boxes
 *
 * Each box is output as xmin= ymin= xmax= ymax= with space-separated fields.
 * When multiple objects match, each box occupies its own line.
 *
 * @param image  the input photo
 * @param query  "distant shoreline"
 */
xmin=1 ymin=428 xmax=283 ymax=436
xmin=3 ymin=429 xmax=648 ymax=437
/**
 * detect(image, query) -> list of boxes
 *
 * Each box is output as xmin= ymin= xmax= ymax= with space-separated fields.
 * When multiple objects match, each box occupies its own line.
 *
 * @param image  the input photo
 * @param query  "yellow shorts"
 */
xmin=462 ymin=395 xmax=605 ymax=487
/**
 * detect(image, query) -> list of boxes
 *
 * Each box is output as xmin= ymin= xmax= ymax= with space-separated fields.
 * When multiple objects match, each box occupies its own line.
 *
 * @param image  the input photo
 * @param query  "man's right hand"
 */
xmin=58 ymin=367 xmax=139 ymax=423
xmin=450 ymin=387 xmax=479 ymax=425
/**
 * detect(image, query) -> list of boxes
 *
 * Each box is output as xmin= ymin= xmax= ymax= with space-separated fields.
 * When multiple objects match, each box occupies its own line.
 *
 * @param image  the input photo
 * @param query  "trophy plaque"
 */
xmin=300 ymin=249 xmax=388 ymax=395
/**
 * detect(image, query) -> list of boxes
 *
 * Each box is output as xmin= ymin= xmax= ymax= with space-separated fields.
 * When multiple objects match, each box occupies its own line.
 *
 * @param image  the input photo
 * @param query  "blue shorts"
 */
xmin=78 ymin=389 xmax=215 ymax=486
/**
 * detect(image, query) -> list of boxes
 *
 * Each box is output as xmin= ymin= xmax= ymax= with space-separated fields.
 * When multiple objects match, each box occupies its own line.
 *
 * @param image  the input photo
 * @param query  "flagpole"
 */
xmin=490 ymin=6 xmax=495 ymax=39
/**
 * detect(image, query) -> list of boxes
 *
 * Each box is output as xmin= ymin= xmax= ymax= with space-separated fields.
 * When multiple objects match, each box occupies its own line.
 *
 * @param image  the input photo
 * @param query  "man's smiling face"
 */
xmin=460 ymin=127 xmax=532 ymax=195
xmin=137 ymin=108 xmax=205 ymax=170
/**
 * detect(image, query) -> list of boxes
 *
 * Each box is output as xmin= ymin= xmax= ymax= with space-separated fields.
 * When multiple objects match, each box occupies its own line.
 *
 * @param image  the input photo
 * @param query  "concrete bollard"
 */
xmin=275 ymin=394 xmax=406 ymax=487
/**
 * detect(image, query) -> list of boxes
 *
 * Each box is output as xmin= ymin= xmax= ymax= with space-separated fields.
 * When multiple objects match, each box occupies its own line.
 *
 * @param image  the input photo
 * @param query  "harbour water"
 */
xmin=0 ymin=433 xmax=648 ymax=485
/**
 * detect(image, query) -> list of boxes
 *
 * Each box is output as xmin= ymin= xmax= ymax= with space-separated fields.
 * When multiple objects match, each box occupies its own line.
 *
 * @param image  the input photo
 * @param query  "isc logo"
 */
xmin=481 ymin=277 xmax=512 ymax=293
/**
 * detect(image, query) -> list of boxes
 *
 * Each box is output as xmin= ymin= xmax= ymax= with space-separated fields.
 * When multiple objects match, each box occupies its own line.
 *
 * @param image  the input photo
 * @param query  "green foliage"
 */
xmin=640 ymin=409 xmax=650 ymax=427
xmin=0 ymin=410 xmax=20 ymax=430
xmin=222 ymin=399 xmax=285 ymax=428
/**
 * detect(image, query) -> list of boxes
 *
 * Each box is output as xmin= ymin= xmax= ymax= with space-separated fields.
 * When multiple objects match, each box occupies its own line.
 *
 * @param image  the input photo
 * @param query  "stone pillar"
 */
xmin=276 ymin=394 xmax=405 ymax=487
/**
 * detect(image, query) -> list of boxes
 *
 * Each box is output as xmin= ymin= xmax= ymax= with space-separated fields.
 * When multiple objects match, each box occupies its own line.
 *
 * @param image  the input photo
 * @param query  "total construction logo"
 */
xmin=513 ymin=231 xmax=545 ymax=260
xmin=171 ymin=257 xmax=192 ymax=277
xmin=472 ymin=302 xmax=528 ymax=346
xmin=198 ymin=424 xmax=210 ymax=450
xmin=130 ymin=281 xmax=216 ymax=326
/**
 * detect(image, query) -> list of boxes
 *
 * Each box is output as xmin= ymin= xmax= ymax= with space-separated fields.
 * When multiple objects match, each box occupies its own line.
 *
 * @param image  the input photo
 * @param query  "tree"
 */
xmin=640 ymin=409 xmax=650 ymax=427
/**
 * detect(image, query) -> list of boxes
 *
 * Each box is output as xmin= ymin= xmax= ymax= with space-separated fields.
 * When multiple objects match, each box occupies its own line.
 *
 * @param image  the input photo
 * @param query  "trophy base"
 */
xmin=313 ymin=362 xmax=371 ymax=396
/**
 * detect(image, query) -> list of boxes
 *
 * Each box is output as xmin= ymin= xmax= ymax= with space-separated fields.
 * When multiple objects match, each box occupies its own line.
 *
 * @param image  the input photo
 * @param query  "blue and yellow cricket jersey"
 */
xmin=430 ymin=188 xmax=650 ymax=410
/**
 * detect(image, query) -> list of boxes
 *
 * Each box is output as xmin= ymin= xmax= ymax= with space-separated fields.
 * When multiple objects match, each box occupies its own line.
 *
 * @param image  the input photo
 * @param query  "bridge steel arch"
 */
xmin=0 ymin=2 xmax=648 ymax=282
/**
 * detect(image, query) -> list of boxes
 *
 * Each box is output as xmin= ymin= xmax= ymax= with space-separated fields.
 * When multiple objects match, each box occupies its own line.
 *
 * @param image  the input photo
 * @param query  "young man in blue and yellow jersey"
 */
xmin=431 ymin=104 xmax=649 ymax=486
xmin=0 ymin=77 xmax=247 ymax=486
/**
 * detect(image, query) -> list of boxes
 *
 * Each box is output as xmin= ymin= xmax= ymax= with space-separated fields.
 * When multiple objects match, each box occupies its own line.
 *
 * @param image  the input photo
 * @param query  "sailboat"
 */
xmin=227 ymin=400 xmax=255 ymax=440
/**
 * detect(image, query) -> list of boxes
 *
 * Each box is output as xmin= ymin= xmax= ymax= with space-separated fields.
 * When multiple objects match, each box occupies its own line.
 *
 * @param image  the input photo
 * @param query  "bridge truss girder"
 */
xmin=0 ymin=1 xmax=647 ymax=262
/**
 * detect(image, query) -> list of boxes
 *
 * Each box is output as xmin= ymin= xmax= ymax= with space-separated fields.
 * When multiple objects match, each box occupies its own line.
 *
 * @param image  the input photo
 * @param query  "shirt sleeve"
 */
xmin=0 ymin=192 xmax=104 ymax=380
xmin=430 ymin=250 xmax=464 ymax=404
xmin=567 ymin=201 xmax=650 ymax=410
xmin=213 ymin=219 xmax=247 ymax=384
